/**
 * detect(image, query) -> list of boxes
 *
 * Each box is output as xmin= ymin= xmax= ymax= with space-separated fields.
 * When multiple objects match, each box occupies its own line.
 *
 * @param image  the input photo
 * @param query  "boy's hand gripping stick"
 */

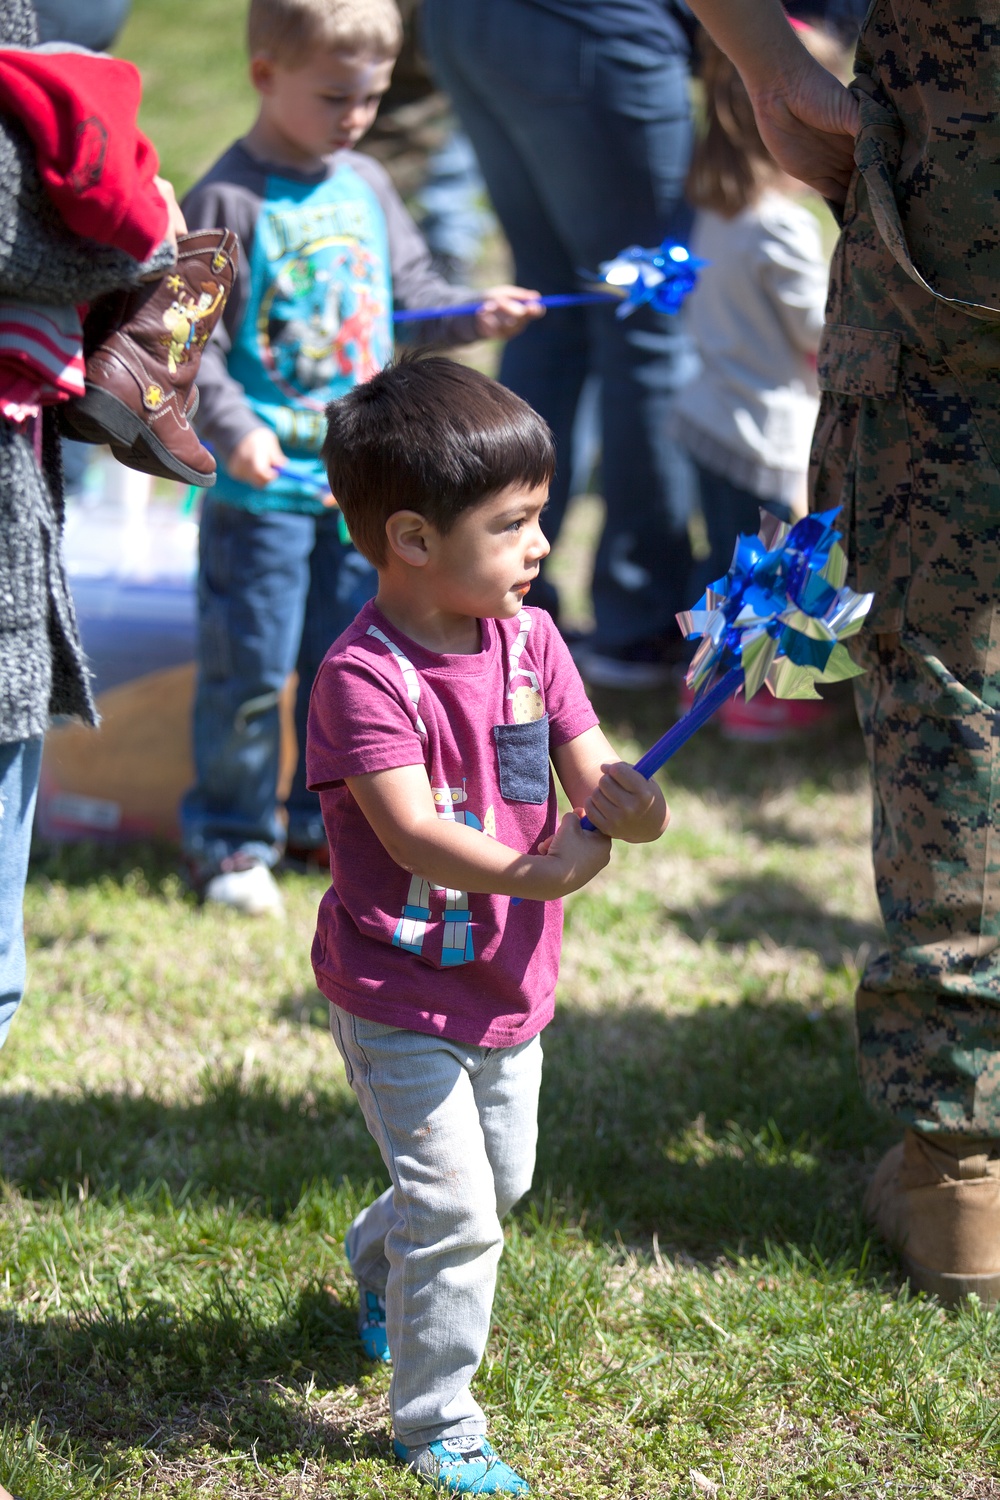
xmin=394 ymin=240 xmax=703 ymax=324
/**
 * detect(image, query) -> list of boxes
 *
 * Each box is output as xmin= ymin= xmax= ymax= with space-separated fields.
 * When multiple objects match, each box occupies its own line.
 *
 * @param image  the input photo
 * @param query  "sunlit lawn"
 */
xmin=4 ymin=603 xmax=1000 ymax=1496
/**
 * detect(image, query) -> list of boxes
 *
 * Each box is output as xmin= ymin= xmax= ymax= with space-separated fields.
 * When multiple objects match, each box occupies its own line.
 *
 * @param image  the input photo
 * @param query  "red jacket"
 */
xmin=0 ymin=47 xmax=167 ymax=261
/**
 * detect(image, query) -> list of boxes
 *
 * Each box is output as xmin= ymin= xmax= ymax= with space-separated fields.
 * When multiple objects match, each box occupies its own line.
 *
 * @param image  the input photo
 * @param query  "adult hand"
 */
xmin=749 ymin=51 xmax=859 ymax=204
xmin=475 ymin=285 xmax=545 ymax=340
xmin=684 ymin=0 xmax=859 ymax=204
xmin=153 ymin=174 xmax=187 ymax=249
xmin=227 ymin=426 xmax=285 ymax=488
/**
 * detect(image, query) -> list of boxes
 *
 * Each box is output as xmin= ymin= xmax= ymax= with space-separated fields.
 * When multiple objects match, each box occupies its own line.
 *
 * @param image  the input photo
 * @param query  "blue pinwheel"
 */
xmin=596 ymin=240 xmax=703 ymax=318
xmin=581 ymin=508 xmax=872 ymax=826
xmin=392 ymin=239 xmax=703 ymax=324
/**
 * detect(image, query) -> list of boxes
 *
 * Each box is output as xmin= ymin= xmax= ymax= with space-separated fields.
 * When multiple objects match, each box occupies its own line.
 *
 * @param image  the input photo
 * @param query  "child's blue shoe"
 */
xmin=393 ymin=1436 xmax=529 ymax=1494
xmin=357 ymin=1284 xmax=390 ymax=1363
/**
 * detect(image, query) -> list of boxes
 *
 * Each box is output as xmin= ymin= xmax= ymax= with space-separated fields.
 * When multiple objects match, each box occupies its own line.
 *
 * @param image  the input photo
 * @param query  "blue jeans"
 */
xmin=417 ymin=128 xmax=495 ymax=273
xmin=0 ymin=737 xmax=42 ymax=1050
xmin=690 ymin=462 xmax=793 ymax=599
xmin=34 ymin=0 xmax=131 ymax=48
xmin=180 ymin=500 xmax=376 ymax=868
xmin=331 ymin=1007 xmax=543 ymax=1447
xmin=422 ymin=0 xmax=697 ymax=649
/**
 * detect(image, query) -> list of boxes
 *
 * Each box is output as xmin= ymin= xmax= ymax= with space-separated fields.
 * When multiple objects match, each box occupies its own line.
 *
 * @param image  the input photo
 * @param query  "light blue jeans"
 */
xmin=330 ymin=1007 xmax=543 ymax=1448
xmin=180 ymin=499 xmax=376 ymax=869
xmin=0 ymin=737 xmax=42 ymax=1050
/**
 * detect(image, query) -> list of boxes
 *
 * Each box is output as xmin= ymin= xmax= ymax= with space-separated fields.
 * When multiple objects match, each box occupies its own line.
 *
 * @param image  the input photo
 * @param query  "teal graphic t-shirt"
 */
xmin=183 ymin=144 xmax=478 ymax=515
xmin=217 ymin=162 xmax=392 ymax=511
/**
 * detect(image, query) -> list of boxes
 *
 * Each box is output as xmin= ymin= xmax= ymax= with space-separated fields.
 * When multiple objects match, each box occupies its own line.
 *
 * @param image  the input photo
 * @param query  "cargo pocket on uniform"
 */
xmin=494 ymin=714 xmax=551 ymax=804
xmin=818 ymin=324 xmax=901 ymax=398
xmin=814 ymin=322 xmax=910 ymax=632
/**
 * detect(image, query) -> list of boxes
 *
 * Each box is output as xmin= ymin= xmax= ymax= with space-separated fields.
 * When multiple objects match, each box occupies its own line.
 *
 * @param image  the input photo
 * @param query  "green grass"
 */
xmin=115 ymin=0 xmax=256 ymax=198
xmin=4 ymin=695 xmax=1000 ymax=1497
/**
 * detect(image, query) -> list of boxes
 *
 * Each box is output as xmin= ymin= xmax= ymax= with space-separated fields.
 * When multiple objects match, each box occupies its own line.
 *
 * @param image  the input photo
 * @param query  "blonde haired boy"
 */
xmin=179 ymin=0 xmax=540 ymax=916
xmin=247 ymin=0 xmax=404 ymax=62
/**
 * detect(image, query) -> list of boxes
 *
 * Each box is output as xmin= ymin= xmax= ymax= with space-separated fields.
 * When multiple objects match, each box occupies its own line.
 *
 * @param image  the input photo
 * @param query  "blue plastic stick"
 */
xmin=580 ymin=665 xmax=744 ymax=831
xmin=273 ymin=464 xmax=352 ymax=544
xmin=393 ymin=291 xmax=618 ymax=324
xmin=274 ymin=462 xmax=329 ymax=494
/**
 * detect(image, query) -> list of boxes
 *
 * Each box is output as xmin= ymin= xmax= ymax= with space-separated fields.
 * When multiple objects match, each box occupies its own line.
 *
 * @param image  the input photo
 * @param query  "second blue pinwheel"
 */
xmin=392 ymin=239 xmax=703 ymax=324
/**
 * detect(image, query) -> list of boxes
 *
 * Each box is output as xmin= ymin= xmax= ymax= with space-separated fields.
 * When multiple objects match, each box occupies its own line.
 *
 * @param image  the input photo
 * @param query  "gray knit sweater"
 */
xmin=0 ymin=0 xmax=174 ymax=744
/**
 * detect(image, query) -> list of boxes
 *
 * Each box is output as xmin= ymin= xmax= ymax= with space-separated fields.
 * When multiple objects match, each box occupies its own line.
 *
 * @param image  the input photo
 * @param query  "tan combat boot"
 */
xmin=865 ymin=1128 xmax=1000 ymax=1305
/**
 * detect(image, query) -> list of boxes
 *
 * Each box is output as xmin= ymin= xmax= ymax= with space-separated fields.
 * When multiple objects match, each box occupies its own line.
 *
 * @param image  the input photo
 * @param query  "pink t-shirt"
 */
xmin=306 ymin=600 xmax=599 ymax=1047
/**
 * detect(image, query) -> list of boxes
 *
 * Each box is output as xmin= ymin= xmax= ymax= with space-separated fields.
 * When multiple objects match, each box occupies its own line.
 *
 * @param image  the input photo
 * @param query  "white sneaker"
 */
xmin=203 ymin=861 xmax=284 ymax=918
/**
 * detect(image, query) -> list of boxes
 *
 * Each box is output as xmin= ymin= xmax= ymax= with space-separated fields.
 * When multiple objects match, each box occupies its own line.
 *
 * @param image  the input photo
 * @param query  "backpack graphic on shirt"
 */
xmin=366 ymin=616 xmax=524 ymax=971
xmin=393 ymin=779 xmax=489 ymax=967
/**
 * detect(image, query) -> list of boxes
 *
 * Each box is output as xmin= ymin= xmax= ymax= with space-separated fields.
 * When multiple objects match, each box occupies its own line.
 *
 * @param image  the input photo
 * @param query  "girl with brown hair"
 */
xmin=672 ymin=22 xmax=843 ymax=737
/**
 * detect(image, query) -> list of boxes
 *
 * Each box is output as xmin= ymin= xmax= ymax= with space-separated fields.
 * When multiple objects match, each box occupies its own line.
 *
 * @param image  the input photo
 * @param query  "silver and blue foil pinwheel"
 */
xmin=580 ymin=507 xmax=873 ymax=828
xmin=597 ymin=240 xmax=702 ymax=318
xmin=392 ymin=240 xmax=702 ymax=324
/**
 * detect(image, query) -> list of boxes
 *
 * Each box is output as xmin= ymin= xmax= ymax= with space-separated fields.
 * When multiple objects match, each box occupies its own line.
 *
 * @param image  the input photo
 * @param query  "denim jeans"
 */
xmin=689 ymin=462 xmax=793 ymax=600
xmin=417 ymin=128 xmax=495 ymax=273
xmin=180 ymin=499 xmax=376 ymax=868
xmin=34 ymin=0 xmax=130 ymax=48
xmin=422 ymin=0 xmax=697 ymax=649
xmin=0 ymin=737 xmax=42 ymax=1050
xmin=330 ymin=1006 xmax=543 ymax=1448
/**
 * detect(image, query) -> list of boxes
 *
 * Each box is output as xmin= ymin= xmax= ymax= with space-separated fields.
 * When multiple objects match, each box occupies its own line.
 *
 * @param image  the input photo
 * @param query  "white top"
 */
xmin=670 ymin=191 xmax=830 ymax=503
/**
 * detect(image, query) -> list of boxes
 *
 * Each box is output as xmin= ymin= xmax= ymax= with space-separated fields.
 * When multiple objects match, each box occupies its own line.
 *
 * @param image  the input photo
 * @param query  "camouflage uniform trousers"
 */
xmin=812 ymin=341 xmax=1000 ymax=1135
xmin=809 ymin=0 xmax=1000 ymax=1135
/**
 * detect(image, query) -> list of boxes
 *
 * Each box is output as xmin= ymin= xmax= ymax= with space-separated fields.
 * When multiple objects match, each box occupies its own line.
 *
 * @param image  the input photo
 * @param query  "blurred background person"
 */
xmin=0 ymin=0 xmax=180 ymax=1049
xmin=32 ymin=0 xmax=132 ymax=50
xmin=177 ymin=0 xmax=541 ymax=918
xmin=671 ymin=22 xmax=840 ymax=739
xmin=422 ymin=0 xmax=699 ymax=688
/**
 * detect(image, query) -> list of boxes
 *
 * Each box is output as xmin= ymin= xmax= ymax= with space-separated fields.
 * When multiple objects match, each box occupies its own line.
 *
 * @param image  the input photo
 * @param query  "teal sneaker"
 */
xmin=393 ymin=1436 xmax=529 ymax=1494
xmin=357 ymin=1283 xmax=390 ymax=1363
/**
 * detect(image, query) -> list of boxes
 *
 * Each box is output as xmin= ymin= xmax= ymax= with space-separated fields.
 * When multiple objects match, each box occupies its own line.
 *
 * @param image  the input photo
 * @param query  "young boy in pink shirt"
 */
xmin=307 ymin=356 xmax=670 ymax=1494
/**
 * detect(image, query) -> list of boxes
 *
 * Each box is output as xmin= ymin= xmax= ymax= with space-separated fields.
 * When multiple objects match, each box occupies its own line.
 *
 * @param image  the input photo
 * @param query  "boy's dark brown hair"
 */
xmin=322 ymin=356 xmax=555 ymax=565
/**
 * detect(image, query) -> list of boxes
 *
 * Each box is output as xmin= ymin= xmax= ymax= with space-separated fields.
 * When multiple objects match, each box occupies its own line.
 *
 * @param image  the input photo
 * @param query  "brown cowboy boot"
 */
xmin=61 ymin=227 xmax=238 ymax=486
xmin=865 ymin=1128 xmax=1000 ymax=1305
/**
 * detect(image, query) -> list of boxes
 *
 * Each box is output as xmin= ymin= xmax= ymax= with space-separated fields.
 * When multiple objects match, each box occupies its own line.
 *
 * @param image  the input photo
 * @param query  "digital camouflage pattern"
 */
xmin=810 ymin=0 xmax=1000 ymax=1134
